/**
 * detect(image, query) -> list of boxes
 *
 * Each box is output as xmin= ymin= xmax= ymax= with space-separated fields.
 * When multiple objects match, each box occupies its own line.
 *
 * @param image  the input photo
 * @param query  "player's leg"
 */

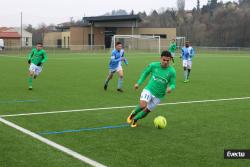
xmin=131 ymin=96 xmax=160 ymax=128
xmin=28 ymin=71 xmax=34 ymax=90
xmin=130 ymin=100 xmax=149 ymax=127
xmin=34 ymin=66 xmax=42 ymax=79
xmin=171 ymin=53 xmax=175 ymax=65
xmin=127 ymin=89 xmax=151 ymax=124
xmin=117 ymin=69 xmax=124 ymax=92
xmin=187 ymin=61 xmax=192 ymax=81
xmin=104 ymin=70 xmax=115 ymax=90
xmin=28 ymin=64 xmax=36 ymax=90
xmin=183 ymin=60 xmax=188 ymax=82
xmin=127 ymin=101 xmax=147 ymax=124
xmin=116 ymin=62 xmax=124 ymax=92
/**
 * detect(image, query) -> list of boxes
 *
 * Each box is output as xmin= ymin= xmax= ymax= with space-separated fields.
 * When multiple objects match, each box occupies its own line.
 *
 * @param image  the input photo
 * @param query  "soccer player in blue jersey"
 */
xmin=181 ymin=41 xmax=195 ymax=83
xmin=104 ymin=42 xmax=126 ymax=92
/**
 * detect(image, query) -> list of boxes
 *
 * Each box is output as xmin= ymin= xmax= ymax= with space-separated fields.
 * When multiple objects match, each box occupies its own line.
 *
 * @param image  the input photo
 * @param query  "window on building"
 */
xmin=158 ymin=34 xmax=167 ymax=39
xmin=68 ymin=36 xmax=70 ymax=48
xmin=64 ymin=37 xmax=66 ymax=48
xmin=141 ymin=34 xmax=167 ymax=39
xmin=26 ymin=37 xmax=29 ymax=46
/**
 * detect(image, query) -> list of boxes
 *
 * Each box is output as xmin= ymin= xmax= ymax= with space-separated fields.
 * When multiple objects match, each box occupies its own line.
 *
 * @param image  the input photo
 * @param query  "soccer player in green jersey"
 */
xmin=127 ymin=50 xmax=176 ymax=128
xmin=168 ymin=39 xmax=177 ymax=64
xmin=27 ymin=43 xmax=48 ymax=90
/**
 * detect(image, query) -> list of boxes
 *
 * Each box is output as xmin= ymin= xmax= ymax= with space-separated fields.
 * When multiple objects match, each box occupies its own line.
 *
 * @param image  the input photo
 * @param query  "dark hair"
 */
xmin=161 ymin=50 xmax=172 ymax=58
xmin=115 ymin=42 xmax=122 ymax=46
xmin=36 ymin=42 xmax=43 ymax=46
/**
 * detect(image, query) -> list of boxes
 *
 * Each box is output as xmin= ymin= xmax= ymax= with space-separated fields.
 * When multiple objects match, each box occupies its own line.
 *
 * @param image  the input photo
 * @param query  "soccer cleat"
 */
xmin=104 ymin=84 xmax=108 ymax=91
xmin=127 ymin=110 xmax=135 ymax=124
xmin=117 ymin=89 xmax=124 ymax=93
xmin=131 ymin=120 xmax=138 ymax=128
xmin=184 ymin=80 xmax=189 ymax=83
xmin=28 ymin=86 xmax=33 ymax=90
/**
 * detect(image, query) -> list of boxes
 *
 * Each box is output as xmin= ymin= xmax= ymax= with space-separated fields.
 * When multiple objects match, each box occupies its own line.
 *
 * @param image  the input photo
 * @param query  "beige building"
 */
xmin=44 ymin=15 xmax=176 ymax=50
xmin=43 ymin=32 xmax=62 ymax=47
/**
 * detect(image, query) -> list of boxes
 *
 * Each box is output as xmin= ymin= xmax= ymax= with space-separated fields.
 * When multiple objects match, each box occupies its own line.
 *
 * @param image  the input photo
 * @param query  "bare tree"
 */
xmin=177 ymin=0 xmax=185 ymax=11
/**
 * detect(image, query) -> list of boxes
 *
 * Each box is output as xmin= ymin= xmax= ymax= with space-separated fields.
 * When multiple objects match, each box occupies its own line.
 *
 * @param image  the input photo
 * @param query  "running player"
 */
xmin=168 ymin=39 xmax=177 ymax=64
xmin=181 ymin=41 xmax=195 ymax=83
xmin=104 ymin=42 xmax=125 ymax=92
xmin=27 ymin=43 xmax=48 ymax=90
xmin=127 ymin=50 xmax=176 ymax=128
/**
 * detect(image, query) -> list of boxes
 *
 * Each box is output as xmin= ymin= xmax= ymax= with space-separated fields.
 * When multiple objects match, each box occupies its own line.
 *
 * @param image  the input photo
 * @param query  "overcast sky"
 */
xmin=0 ymin=0 xmax=237 ymax=27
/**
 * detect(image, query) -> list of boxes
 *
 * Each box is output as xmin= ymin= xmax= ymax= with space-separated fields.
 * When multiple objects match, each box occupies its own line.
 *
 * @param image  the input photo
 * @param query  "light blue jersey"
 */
xmin=182 ymin=47 xmax=195 ymax=61
xmin=109 ymin=49 xmax=122 ymax=69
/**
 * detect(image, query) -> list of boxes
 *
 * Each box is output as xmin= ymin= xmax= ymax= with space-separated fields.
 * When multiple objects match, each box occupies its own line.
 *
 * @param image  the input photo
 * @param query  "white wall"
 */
xmin=13 ymin=27 xmax=32 ymax=47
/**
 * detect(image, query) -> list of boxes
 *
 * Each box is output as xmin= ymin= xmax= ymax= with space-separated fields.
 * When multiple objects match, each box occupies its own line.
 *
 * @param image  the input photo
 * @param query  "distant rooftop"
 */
xmin=0 ymin=32 xmax=20 ymax=38
xmin=83 ymin=15 xmax=141 ymax=23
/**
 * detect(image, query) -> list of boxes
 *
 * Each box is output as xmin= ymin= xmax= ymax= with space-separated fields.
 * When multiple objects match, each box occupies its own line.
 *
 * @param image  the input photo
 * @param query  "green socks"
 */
xmin=28 ymin=76 xmax=33 ymax=87
xmin=132 ymin=105 xmax=143 ymax=116
xmin=134 ymin=111 xmax=148 ymax=121
xmin=131 ymin=105 xmax=150 ymax=122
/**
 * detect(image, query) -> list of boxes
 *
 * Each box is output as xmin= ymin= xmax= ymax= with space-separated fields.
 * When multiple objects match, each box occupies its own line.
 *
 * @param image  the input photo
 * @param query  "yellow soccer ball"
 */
xmin=154 ymin=116 xmax=167 ymax=129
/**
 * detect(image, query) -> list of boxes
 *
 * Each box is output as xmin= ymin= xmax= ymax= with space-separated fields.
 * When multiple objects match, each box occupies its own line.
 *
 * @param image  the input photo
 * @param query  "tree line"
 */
xmin=139 ymin=0 xmax=250 ymax=47
xmin=25 ymin=0 xmax=250 ymax=47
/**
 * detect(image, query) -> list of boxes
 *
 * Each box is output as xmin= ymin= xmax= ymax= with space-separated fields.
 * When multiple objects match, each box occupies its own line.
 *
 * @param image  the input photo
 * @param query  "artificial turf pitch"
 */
xmin=0 ymin=51 xmax=250 ymax=167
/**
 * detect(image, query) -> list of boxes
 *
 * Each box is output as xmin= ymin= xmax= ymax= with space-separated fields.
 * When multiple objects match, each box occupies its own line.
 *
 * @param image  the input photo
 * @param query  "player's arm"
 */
xmin=135 ymin=63 xmax=152 ymax=89
xmin=121 ymin=50 xmax=128 ymax=65
xmin=180 ymin=48 xmax=184 ymax=59
xmin=121 ymin=50 xmax=125 ymax=57
xmin=167 ymin=69 xmax=176 ymax=94
xmin=37 ymin=51 xmax=48 ymax=66
xmin=27 ymin=49 xmax=34 ymax=64
xmin=41 ymin=51 xmax=48 ymax=63
xmin=190 ymin=48 xmax=195 ymax=58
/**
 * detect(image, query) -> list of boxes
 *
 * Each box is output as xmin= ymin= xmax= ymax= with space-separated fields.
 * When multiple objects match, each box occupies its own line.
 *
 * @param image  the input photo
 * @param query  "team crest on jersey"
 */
xmin=153 ymin=75 xmax=167 ymax=84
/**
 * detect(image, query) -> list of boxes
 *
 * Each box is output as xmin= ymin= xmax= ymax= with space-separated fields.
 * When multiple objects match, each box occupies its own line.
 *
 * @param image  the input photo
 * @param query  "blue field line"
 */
xmin=39 ymin=123 xmax=130 ymax=135
xmin=0 ymin=99 xmax=39 ymax=104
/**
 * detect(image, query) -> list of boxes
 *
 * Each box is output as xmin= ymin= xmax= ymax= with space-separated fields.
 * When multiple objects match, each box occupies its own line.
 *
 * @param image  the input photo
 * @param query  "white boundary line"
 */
xmin=0 ymin=117 xmax=107 ymax=167
xmin=1 ymin=97 xmax=250 ymax=118
xmin=0 ymin=96 xmax=249 ymax=166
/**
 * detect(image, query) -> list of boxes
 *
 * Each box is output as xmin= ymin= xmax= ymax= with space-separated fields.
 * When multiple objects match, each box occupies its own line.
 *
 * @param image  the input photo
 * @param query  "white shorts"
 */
xmin=29 ymin=63 xmax=42 ymax=76
xmin=140 ymin=89 xmax=161 ymax=111
xmin=171 ymin=52 xmax=175 ymax=57
xmin=109 ymin=62 xmax=123 ymax=73
xmin=182 ymin=60 xmax=192 ymax=69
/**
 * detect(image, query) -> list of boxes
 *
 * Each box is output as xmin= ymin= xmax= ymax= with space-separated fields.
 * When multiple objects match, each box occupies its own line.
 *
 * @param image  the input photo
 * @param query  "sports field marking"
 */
xmin=0 ymin=99 xmax=38 ymax=104
xmin=0 ymin=117 xmax=107 ymax=167
xmin=39 ymin=123 xmax=130 ymax=135
xmin=1 ymin=96 xmax=250 ymax=118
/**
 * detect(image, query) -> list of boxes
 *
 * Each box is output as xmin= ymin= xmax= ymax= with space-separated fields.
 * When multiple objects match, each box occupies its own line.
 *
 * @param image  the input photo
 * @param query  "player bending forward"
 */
xmin=27 ymin=43 xmax=48 ymax=90
xmin=127 ymin=51 xmax=176 ymax=128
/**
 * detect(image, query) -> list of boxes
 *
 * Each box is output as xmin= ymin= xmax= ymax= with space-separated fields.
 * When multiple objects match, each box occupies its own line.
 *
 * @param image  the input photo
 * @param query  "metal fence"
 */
xmin=0 ymin=45 xmax=249 ymax=56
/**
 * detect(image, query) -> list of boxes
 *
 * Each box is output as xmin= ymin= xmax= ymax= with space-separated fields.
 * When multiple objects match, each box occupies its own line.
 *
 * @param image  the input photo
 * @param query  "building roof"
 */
xmin=83 ymin=15 xmax=142 ymax=23
xmin=0 ymin=32 xmax=20 ymax=38
xmin=0 ymin=27 xmax=31 ymax=38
